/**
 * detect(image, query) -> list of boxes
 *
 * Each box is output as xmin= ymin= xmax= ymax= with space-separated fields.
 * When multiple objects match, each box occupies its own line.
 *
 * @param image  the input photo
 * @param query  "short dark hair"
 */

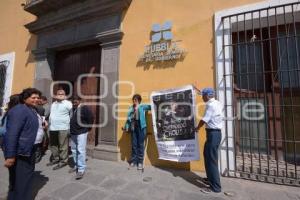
xmin=132 ymin=94 xmax=142 ymax=103
xmin=72 ymin=96 xmax=82 ymax=101
xmin=2 ymin=94 xmax=21 ymax=124
xmin=41 ymin=96 xmax=47 ymax=101
xmin=20 ymin=88 xmax=41 ymax=103
xmin=7 ymin=94 xmax=21 ymax=110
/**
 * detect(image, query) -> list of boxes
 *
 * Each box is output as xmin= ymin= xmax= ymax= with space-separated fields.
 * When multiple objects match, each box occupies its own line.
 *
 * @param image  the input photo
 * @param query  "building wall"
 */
xmin=0 ymin=0 xmax=36 ymax=95
xmin=118 ymin=0 xmax=262 ymax=171
xmin=0 ymin=0 xmax=269 ymax=172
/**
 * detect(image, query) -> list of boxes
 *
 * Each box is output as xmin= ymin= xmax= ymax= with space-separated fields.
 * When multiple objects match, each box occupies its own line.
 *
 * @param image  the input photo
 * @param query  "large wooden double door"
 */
xmin=54 ymin=45 xmax=101 ymax=146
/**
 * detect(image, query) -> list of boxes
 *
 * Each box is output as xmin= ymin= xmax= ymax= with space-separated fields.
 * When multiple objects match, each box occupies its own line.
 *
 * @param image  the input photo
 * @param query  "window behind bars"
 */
xmin=0 ymin=61 xmax=8 ymax=109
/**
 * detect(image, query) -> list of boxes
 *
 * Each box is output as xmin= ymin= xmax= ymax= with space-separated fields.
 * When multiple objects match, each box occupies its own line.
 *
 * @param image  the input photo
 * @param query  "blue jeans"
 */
xmin=204 ymin=129 xmax=222 ymax=192
xmin=131 ymin=126 xmax=146 ymax=164
xmin=70 ymin=133 xmax=88 ymax=173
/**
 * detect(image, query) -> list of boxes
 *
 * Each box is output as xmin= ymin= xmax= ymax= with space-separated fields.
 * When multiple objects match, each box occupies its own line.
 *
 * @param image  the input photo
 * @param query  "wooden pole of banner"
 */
xmin=141 ymin=133 xmax=149 ymax=173
xmin=141 ymin=133 xmax=153 ymax=182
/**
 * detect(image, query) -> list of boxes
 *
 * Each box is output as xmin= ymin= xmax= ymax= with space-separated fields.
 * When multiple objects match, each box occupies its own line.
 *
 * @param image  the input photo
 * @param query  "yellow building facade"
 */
xmin=0 ymin=0 xmax=36 ymax=94
xmin=1 ymin=0 xmax=300 ymax=178
xmin=118 ymin=0 xmax=262 ymax=171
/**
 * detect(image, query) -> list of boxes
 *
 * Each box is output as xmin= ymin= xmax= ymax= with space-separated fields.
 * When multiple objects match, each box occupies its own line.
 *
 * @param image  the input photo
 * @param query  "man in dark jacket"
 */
xmin=3 ymin=88 xmax=41 ymax=200
xmin=69 ymin=96 xmax=94 ymax=180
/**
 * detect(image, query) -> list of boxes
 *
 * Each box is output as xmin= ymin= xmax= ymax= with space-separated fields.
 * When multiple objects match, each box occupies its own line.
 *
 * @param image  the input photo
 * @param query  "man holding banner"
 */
xmin=195 ymin=87 xmax=223 ymax=194
xmin=150 ymin=85 xmax=223 ymax=193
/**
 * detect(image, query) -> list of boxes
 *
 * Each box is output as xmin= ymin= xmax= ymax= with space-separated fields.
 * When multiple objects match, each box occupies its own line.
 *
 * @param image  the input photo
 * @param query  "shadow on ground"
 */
xmin=158 ymin=167 xmax=209 ymax=189
xmin=31 ymin=171 xmax=49 ymax=199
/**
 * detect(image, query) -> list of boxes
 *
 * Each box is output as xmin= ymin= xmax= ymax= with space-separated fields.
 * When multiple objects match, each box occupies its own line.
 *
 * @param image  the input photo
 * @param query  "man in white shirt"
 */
xmin=47 ymin=89 xmax=72 ymax=170
xmin=195 ymin=87 xmax=223 ymax=194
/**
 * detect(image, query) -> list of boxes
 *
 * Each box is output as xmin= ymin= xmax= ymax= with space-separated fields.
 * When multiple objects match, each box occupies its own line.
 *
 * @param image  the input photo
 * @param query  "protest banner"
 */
xmin=150 ymin=85 xmax=200 ymax=162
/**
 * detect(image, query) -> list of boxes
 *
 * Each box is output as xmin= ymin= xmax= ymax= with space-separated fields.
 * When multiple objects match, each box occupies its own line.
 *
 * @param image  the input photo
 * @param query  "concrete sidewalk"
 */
xmin=0 ymin=151 xmax=299 ymax=200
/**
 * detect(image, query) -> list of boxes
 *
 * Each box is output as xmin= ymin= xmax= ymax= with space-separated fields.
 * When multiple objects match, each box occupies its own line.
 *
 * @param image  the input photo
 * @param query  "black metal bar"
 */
xmin=259 ymin=10 xmax=271 ymax=176
xmin=222 ymin=2 xmax=300 ymax=184
xmin=222 ymin=17 xmax=230 ymax=176
xmin=236 ymin=14 xmax=245 ymax=172
xmin=221 ymin=2 xmax=299 ymax=19
xmin=275 ymin=7 xmax=289 ymax=178
xmin=251 ymin=11 xmax=262 ymax=174
xmin=266 ymin=8 xmax=280 ymax=177
xmin=224 ymin=102 xmax=300 ymax=108
xmin=283 ymin=5 xmax=297 ymax=178
xmin=244 ymin=13 xmax=254 ymax=174
xmin=229 ymin=16 xmax=238 ymax=177
xmin=227 ymin=34 xmax=300 ymax=46
xmin=228 ymin=68 xmax=300 ymax=76
xmin=238 ymin=136 xmax=300 ymax=143
xmin=291 ymin=4 xmax=299 ymax=179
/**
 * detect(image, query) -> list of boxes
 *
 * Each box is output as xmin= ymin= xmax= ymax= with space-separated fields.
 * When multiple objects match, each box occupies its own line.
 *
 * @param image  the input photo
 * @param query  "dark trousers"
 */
xmin=204 ymin=129 xmax=222 ymax=192
xmin=130 ymin=126 xmax=146 ymax=164
xmin=0 ymin=136 xmax=3 ymax=150
xmin=8 ymin=154 xmax=35 ymax=200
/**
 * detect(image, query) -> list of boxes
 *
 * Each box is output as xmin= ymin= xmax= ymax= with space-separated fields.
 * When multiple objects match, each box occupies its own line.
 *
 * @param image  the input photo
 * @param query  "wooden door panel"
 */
xmin=54 ymin=45 xmax=101 ymax=146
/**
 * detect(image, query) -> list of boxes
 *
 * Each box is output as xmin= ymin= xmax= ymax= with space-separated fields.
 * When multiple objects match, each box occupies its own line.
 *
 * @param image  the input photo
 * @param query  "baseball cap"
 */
xmin=201 ymin=88 xmax=215 ymax=96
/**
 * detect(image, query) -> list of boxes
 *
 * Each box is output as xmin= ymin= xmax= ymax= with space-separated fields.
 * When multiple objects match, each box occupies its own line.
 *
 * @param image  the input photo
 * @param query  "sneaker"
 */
xmin=75 ymin=171 xmax=84 ymax=180
xmin=68 ymin=168 xmax=77 ymax=173
xmin=137 ymin=163 xmax=144 ymax=170
xmin=200 ymin=187 xmax=212 ymax=194
xmin=129 ymin=162 xmax=136 ymax=167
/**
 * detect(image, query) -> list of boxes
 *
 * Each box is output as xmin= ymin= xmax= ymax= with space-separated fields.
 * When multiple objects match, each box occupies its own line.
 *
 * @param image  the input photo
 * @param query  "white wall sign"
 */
xmin=139 ymin=21 xmax=186 ymax=63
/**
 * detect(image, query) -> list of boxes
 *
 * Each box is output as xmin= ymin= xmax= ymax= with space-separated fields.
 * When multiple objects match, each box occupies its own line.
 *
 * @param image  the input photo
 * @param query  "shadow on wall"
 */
xmin=146 ymin=135 xmax=191 ymax=171
xmin=118 ymin=130 xmax=132 ymax=163
xmin=25 ymin=34 xmax=37 ymax=66
xmin=118 ymin=109 xmax=192 ymax=170
xmin=145 ymin=113 xmax=191 ymax=171
xmin=118 ymin=110 xmax=153 ymax=163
